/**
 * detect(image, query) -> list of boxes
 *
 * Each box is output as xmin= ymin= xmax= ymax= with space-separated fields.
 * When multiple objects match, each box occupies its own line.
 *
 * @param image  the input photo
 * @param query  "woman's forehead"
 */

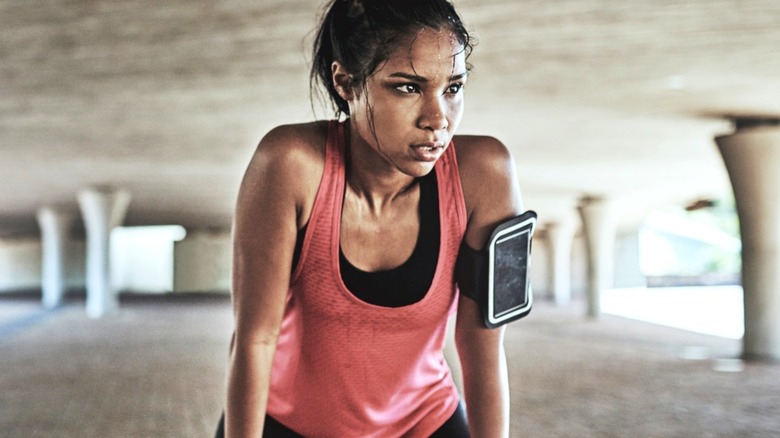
xmin=378 ymin=28 xmax=467 ymax=77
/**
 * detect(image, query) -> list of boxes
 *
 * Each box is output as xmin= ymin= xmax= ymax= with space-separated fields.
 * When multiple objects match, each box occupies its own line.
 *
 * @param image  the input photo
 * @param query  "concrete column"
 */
xmin=546 ymin=220 xmax=577 ymax=307
xmin=78 ymin=188 xmax=131 ymax=318
xmin=578 ymin=196 xmax=616 ymax=318
xmin=36 ymin=207 xmax=74 ymax=309
xmin=715 ymin=118 xmax=780 ymax=362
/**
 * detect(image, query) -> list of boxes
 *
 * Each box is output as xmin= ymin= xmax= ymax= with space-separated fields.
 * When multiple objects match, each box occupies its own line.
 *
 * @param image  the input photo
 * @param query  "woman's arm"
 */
xmin=455 ymin=136 xmax=524 ymax=438
xmin=225 ymin=124 xmax=323 ymax=437
xmin=456 ymin=298 xmax=510 ymax=437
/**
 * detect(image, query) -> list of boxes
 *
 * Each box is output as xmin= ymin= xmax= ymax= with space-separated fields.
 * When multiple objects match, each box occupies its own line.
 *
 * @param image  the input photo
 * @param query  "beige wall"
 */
xmin=0 ymin=228 xmax=232 ymax=295
xmin=529 ymin=235 xmax=550 ymax=299
xmin=530 ymin=229 xmax=644 ymax=303
xmin=173 ymin=229 xmax=232 ymax=293
xmin=0 ymin=237 xmax=86 ymax=293
xmin=614 ymin=228 xmax=646 ymax=288
xmin=530 ymin=233 xmax=589 ymax=302
xmin=0 ymin=237 xmax=41 ymax=291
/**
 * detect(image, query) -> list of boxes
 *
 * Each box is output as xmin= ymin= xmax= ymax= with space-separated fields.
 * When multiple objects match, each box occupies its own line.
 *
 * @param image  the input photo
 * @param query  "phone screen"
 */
xmin=492 ymin=230 xmax=531 ymax=318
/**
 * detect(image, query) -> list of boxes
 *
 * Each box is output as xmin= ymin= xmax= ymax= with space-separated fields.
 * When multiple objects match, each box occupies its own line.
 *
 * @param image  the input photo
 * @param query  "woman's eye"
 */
xmin=446 ymin=83 xmax=463 ymax=94
xmin=395 ymin=84 xmax=419 ymax=94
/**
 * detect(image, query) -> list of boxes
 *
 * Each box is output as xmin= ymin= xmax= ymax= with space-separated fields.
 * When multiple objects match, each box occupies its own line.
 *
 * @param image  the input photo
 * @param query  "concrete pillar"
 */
xmin=78 ymin=188 xmax=131 ymax=318
xmin=36 ymin=207 xmax=74 ymax=309
xmin=546 ymin=220 xmax=577 ymax=307
xmin=578 ymin=196 xmax=616 ymax=318
xmin=715 ymin=118 xmax=780 ymax=362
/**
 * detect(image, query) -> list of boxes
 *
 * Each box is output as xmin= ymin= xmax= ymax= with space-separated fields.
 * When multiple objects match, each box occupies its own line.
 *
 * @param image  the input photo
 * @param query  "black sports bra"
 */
xmin=291 ymin=171 xmax=440 ymax=307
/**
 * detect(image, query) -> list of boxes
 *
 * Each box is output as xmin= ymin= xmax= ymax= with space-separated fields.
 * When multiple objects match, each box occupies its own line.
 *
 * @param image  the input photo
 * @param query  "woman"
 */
xmin=222 ymin=0 xmax=523 ymax=436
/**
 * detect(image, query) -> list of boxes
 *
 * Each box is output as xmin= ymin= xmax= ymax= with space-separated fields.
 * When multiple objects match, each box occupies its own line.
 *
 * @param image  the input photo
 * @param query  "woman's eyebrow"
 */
xmin=387 ymin=71 xmax=469 ymax=82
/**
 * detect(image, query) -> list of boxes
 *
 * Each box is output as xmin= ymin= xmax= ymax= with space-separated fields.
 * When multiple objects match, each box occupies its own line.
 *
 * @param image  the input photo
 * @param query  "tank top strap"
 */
xmin=435 ymin=140 xmax=468 ymax=240
xmin=290 ymin=120 xmax=346 ymax=284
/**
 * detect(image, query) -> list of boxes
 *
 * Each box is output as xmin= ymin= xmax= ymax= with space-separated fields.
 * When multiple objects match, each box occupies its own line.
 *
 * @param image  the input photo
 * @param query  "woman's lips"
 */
xmin=410 ymin=142 xmax=446 ymax=162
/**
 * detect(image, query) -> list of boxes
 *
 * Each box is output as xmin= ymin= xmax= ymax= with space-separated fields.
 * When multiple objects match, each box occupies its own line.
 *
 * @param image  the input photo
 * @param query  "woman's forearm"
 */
xmin=461 ymin=345 xmax=510 ymax=438
xmin=225 ymin=342 xmax=276 ymax=438
xmin=456 ymin=296 xmax=511 ymax=438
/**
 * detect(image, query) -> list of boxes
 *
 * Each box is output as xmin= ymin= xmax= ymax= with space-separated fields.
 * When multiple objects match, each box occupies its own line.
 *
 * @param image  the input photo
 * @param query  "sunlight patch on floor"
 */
xmin=601 ymin=286 xmax=744 ymax=340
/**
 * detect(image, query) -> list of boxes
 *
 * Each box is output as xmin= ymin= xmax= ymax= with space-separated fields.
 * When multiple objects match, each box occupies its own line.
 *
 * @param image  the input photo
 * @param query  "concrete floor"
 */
xmin=1 ymin=293 xmax=778 ymax=438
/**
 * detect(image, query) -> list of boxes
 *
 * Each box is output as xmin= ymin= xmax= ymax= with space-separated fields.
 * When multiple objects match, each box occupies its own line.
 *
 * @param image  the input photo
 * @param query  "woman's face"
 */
xmin=346 ymin=28 xmax=468 ymax=178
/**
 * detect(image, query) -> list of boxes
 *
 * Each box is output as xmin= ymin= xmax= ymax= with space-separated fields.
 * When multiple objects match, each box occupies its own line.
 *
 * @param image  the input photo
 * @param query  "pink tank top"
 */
xmin=266 ymin=121 xmax=468 ymax=437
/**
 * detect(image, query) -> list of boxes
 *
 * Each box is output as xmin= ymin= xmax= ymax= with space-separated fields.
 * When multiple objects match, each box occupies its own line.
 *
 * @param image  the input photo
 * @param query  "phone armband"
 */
xmin=455 ymin=210 xmax=537 ymax=328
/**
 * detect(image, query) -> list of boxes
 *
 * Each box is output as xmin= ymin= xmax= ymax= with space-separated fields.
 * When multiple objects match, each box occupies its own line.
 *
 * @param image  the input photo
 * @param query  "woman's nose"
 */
xmin=418 ymin=96 xmax=448 ymax=131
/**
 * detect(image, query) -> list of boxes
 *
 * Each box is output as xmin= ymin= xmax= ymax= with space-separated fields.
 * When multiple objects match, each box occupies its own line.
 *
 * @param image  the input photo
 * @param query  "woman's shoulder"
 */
xmin=241 ymin=121 xmax=331 ymax=227
xmin=244 ymin=121 xmax=330 ymax=189
xmin=256 ymin=120 xmax=329 ymax=166
xmin=452 ymin=134 xmax=522 ymax=222
xmin=452 ymin=134 xmax=515 ymax=178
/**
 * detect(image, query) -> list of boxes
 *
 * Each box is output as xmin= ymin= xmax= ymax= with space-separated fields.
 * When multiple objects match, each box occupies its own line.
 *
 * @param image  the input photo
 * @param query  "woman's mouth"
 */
xmin=410 ymin=142 xmax=446 ymax=162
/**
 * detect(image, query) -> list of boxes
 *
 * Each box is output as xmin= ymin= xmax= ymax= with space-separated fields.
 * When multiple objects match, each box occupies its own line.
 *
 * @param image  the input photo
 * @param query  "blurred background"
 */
xmin=2 ymin=0 xmax=780 ymax=436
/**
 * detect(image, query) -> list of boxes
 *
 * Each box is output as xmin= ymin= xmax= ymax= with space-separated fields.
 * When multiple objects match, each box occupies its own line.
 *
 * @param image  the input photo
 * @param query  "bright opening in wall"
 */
xmin=603 ymin=195 xmax=744 ymax=339
xmin=110 ymin=225 xmax=187 ymax=294
xmin=638 ymin=196 xmax=741 ymax=286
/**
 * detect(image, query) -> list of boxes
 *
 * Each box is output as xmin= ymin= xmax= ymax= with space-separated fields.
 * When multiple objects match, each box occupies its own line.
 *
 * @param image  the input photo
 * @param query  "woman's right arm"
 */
xmin=225 ymin=125 xmax=320 ymax=437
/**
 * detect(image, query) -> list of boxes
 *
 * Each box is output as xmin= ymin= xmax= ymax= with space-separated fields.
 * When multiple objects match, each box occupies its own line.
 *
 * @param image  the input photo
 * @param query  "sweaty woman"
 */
xmin=220 ymin=1 xmax=523 ymax=437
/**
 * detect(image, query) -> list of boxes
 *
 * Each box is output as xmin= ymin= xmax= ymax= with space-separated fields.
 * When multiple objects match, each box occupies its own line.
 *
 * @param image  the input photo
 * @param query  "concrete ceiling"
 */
xmin=2 ymin=0 xmax=779 ymax=238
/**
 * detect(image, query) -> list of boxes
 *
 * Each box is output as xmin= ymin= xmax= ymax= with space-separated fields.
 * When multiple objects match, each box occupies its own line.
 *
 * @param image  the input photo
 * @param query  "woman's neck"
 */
xmin=344 ymin=126 xmax=419 ymax=213
xmin=346 ymin=162 xmax=418 ymax=213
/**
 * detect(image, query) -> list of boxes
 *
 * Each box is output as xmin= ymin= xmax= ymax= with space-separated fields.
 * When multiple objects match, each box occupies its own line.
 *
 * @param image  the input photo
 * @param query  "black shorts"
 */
xmin=215 ymin=401 xmax=470 ymax=438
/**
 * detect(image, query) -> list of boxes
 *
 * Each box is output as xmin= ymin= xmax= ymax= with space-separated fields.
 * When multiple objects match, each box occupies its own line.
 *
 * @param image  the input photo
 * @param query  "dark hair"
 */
xmin=311 ymin=0 xmax=474 ymax=117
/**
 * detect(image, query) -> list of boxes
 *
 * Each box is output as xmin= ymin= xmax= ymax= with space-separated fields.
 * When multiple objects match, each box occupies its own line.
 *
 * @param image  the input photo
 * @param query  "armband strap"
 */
xmin=455 ymin=210 xmax=537 ymax=329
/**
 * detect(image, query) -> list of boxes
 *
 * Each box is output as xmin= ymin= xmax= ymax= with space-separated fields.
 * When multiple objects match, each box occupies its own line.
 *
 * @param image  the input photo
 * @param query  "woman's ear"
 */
xmin=331 ymin=61 xmax=354 ymax=101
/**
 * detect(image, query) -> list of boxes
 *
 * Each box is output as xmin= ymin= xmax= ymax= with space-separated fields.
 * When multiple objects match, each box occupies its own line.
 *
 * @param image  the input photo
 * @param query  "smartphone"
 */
xmin=485 ymin=210 xmax=537 ymax=328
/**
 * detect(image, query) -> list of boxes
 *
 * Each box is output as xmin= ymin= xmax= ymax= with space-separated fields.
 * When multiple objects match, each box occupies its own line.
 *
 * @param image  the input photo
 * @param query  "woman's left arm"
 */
xmin=454 ymin=136 xmax=524 ymax=438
